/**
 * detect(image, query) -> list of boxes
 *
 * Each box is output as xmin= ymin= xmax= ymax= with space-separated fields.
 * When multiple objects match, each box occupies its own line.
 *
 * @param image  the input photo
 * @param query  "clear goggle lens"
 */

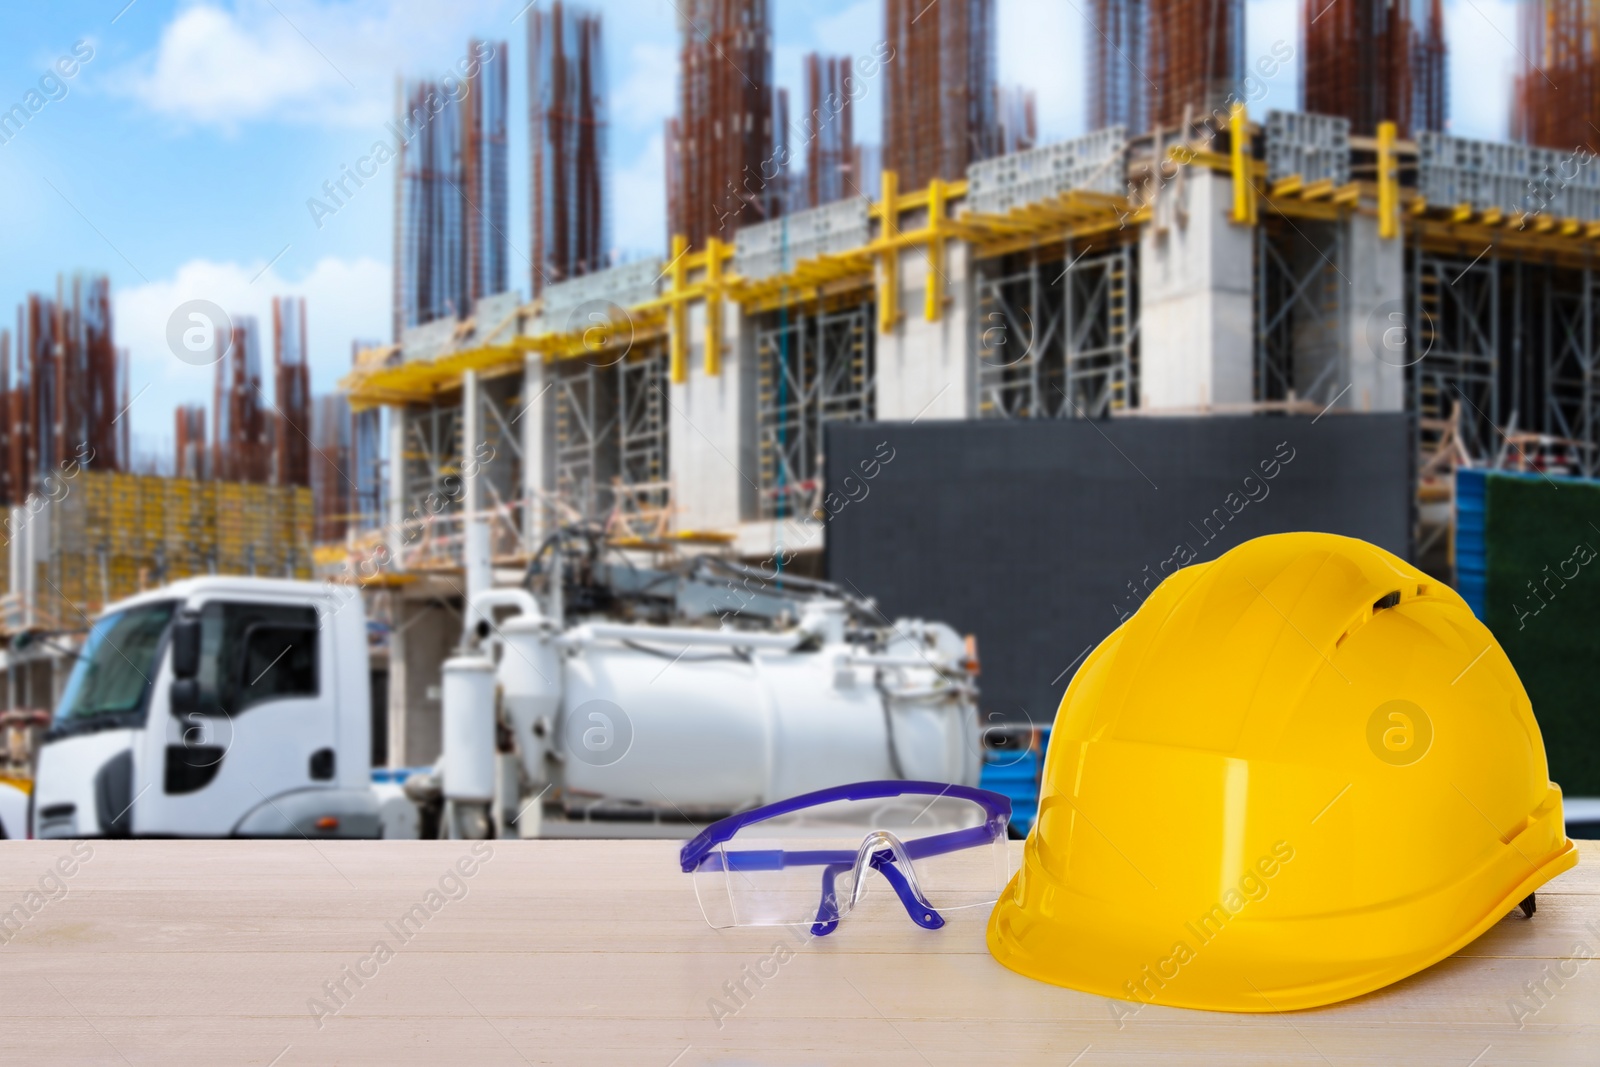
xmin=688 ymin=792 xmax=1010 ymax=933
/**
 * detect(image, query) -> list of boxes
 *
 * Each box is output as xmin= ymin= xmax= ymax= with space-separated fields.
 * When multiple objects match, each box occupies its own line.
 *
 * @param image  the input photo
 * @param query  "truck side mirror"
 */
xmin=170 ymin=678 xmax=199 ymax=718
xmin=171 ymin=614 xmax=201 ymax=679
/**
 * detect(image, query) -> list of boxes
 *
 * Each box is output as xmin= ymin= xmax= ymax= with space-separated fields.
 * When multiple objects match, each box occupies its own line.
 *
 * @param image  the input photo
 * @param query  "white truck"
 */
xmin=28 ymin=544 xmax=983 ymax=839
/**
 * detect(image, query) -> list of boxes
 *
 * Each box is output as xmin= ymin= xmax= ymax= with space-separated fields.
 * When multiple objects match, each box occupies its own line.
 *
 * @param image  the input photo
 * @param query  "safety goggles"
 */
xmin=680 ymin=781 xmax=1013 ymax=936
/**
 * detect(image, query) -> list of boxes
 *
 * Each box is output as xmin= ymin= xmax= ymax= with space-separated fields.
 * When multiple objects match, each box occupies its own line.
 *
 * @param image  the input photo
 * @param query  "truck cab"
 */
xmin=31 ymin=577 xmax=378 ymax=838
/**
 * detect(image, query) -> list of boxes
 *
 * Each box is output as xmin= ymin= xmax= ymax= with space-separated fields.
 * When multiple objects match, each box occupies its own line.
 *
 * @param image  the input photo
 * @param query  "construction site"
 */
xmin=315 ymin=0 xmax=1489 ymax=768
xmin=4 ymin=0 xmax=1600 ymax=833
xmin=6 ymin=4 xmax=1600 ymax=1061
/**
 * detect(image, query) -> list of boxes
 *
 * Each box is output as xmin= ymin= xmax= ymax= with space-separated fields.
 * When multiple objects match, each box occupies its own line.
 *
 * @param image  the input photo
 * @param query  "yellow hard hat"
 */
xmin=987 ymin=532 xmax=1576 ymax=1012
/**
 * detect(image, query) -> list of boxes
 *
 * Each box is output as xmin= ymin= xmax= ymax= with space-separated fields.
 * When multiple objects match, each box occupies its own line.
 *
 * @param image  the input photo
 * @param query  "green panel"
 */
xmin=1483 ymin=472 xmax=1600 ymax=796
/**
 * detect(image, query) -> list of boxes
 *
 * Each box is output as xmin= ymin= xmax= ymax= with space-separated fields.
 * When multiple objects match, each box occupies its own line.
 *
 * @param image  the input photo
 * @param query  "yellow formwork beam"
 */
xmin=925 ymin=178 xmax=946 ymax=322
xmin=668 ymin=233 xmax=689 ymax=384
xmin=1377 ymin=120 xmax=1398 ymax=239
xmin=878 ymin=169 xmax=900 ymax=334
xmin=1230 ymin=102 xmax=1257 ymax=226
xmin=705 ymin=235 xmax=724 ymax=376
xmin=654 ymin=235 xmax=734 ymax=379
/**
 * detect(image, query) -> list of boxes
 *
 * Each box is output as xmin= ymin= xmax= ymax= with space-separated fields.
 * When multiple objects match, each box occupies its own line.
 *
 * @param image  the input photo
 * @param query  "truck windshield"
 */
xmin=52 ymin=601 xmax=177 ymax=734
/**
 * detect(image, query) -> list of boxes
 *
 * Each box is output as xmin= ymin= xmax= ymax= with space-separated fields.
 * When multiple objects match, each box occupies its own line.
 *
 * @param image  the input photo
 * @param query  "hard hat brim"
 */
xmin=986 ymin=790 xmax=1577 ymax=1012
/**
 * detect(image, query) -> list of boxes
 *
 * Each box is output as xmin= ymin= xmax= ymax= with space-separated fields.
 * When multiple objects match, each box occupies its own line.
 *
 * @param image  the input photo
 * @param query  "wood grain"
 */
xmin=1 ymin=839 xmax=1596 ymax=1065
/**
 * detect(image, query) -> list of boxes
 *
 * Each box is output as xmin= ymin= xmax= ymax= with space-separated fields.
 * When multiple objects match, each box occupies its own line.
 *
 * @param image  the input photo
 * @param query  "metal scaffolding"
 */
xmin=666 ymin=0 xmax=776 ymax=249
xmin=1303 ymin=0 xmax=1446 ymax=138
xmin=1255 ymin=218 xmax=1347 ymax=405
xmin=551 ymin=345 xmax=670 ymax=524
xmin=975 ymin=244 xmax=1138 ymax=420
xmin=884 ymin=0 xmax=998 ymax=190
xmin=1088 ymin=0 xmax=1147 ymax=134
xmin=1515 ymin=0 xmax=1600 ymax=151
xmin=3 ymin=275 xmax=129 ymax=505
xmin=529 ymin=3 xmax=609 ymax=296
xmin=1145 ymin=0 xmax=1243 ymax=130
xmin=976 ymin=250 xmax=1065 ymax=419
xmin=1064 ymin=245 xmax=1138 ymax=417
xmin=802 ymin=53 xmax=859 ymax=208
xmin=1410 ymin=248 xmax=1499 ymax=465
xmin=395 ymin=40 xmax=511 ymax=337
xmin=755 ymin=303 xmax=874 ymax=519
xmin=398 ymin=400 xmax=464 ymax=568
xmin=616 ymin=347 xmax=671 ymax=529
xmin=272 ymin=296 xmax=311 ymax=488
xmin=1541 ymin=268 xmax=1600 ymax=474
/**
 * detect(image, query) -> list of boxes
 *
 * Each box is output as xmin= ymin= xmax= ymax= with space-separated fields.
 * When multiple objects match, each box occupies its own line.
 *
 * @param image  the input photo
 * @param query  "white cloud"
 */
xmin=114 ymin=255 xmax=388 ymax=458
xmin=124 ymin=0 xmax=508 ymax=129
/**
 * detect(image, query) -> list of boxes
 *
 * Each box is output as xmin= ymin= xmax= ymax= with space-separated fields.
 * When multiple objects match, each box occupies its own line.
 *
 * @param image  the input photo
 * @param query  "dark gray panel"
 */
xmin=825 ymin=415 xmax=1413 ymax=727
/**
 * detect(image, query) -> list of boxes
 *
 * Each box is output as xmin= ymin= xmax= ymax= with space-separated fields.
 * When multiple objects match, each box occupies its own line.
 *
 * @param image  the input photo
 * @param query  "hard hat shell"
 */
xmin=987 ymin=532 xmax=1576 ymax=1012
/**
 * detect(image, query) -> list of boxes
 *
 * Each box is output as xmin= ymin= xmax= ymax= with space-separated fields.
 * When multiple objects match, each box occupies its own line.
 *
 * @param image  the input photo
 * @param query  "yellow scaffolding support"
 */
xmin=347 ymin=120 xmax=1600 ymax=410
xmin=1230 ymin=102 xmax=1258 ymax=226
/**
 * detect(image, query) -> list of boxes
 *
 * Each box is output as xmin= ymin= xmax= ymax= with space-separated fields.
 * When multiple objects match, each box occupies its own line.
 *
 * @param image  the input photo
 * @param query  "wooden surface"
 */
xmin=2 ymin=838 xmax=1597 ymax=1066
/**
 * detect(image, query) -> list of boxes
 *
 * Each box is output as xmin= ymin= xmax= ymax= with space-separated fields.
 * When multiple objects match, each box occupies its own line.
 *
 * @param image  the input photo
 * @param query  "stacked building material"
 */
xmin=529 ymin=3 xmax=609 ymax=298
xmin=1515 ymin=0 xmax=1600 ymax=152
xmin=5 ymin=471 xmax=311 ymax=633
xmin=666 ymin=0 xmax=777 ymax=248
xmin=1303 ymin=0 xmax=1446 ymax=138
xmin=965 ymin=127 xmax=1128 ymax=216
xmin=883 ymin=0 xmax=998 ymax=189
xmin=0 ymin=274 xmax=128 ymax=509
xmin=1418 ymin=131 xmax=1600 ymax=219
xmin=394 ymin=40 xmax=511 ymax=338
xmin=1266 ymin=110 xmax=1351 ymax=186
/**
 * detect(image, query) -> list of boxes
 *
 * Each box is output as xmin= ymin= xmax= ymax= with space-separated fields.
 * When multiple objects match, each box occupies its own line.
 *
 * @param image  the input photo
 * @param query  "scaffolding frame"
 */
xmin=1255 ymin=217 xmax=1347 ymax=404
xmin=551 ymin=343 xmax=671 ymax=522
xmin=616 ymin=344 xmax=671 ymax=525
xmin=755 ymin=302 xmax=875 ymax=519
xmin=1542 ymin=266 xmax=1600 ymax=475
xmin=975 ymin=242 xmax=1138 ymax=419
xmin=398 ymin=399 xmax=464 ymax=568
xmin=1410 ymin=248 xmax=1499 ymax=464
xmin=976 ymin=249 xmax=1065 ymax=419
xmin=1064 ymin=243 xmax=1139 ymax=417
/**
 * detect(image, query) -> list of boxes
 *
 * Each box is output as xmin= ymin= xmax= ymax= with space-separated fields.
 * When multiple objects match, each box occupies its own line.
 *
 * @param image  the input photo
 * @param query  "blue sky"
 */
xmin=0 ymin=0 xmax=1520 ymax=463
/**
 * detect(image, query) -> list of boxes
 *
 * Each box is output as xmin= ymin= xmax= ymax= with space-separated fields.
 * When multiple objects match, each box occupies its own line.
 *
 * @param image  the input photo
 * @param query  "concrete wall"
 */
xmin=1138 ymin=171 xmax=1254 ymax=409
xmin=1343 ymin=211 xmax=1406 ymax=413
xmin=876 ymin=225 xmax=973 ymax=421
xmin=669 ymin=298 xmax=750 ymax=532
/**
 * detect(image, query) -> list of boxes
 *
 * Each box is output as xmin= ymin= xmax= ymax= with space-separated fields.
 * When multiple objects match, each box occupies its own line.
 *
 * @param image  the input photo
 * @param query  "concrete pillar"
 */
xmin=1138 ymin=171 xmax=1255 ymax=409
xmin=669 ymin=297 xmax=747 ymax=531
xmin=461 ymin=369 xmax=491 ymax=606
xmin=385 ymin=404 xmax=413 ymax=769
xmin=1343 ymin=211 xmax=1407 ymax=412
xmin=520 ymin=353 xmax=548 ymax=553
xmin=876 ymin=230 xmax=973 ymax=420
xmin=386 ymin=406 xmax=407 ymax=568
